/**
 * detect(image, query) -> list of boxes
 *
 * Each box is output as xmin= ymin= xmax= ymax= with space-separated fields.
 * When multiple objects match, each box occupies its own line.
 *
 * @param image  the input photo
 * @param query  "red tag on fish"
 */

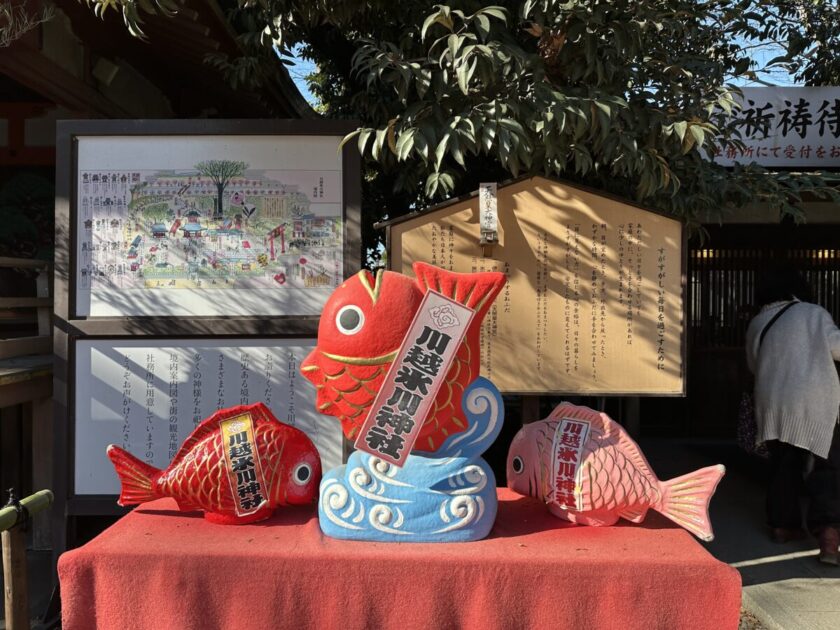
xmin=221 ymin=412 xmax=268 ymax=517
xmin=551 ymin=418 xmax=591 ymax=510
xmin=354 ymin=290 xmax=474 ymax=467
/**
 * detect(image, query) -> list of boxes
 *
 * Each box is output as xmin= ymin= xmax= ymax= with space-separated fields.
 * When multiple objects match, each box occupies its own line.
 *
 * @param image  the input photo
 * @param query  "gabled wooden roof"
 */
xmin=374 ymin=175 xmax=679 ymax=230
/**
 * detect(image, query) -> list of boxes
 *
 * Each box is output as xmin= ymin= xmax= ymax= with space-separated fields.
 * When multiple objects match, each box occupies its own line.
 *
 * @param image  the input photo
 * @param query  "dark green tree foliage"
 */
xmin=780 ymin=1 xmax=840 ymax=86
xmin=194 ymin=160 xmax=249 ymax=219
xmin=82 ymin=0 xmax=839 ymax=259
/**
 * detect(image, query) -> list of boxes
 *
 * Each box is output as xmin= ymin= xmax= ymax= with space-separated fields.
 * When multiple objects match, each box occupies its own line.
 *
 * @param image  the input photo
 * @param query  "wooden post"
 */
xmin=35 ymin=268 xmax=50 ymax=337
xmin=0 ymin=490 xmax=52 ymax=630
xmin=521 ymin=395 xmax=541 ymax=424
xmin=623 ymin=396 xmax=641 ymax=439
xmin=31 ymin=396 xmax=53 ymax=550
xmin=2 ymin=526 xmax=30 ymax=630
xmin=1 ymin=407 xmax=22 ymax=494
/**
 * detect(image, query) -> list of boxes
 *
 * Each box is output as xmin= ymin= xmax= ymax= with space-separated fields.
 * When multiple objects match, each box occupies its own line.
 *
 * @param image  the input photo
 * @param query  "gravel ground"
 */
xmin=739 ymin=607 xmax=767 ymax=630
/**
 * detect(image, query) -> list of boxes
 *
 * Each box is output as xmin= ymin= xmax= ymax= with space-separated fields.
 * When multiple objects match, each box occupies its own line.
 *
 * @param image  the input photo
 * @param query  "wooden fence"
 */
xmin=689 ymin=234 xmax=840 ymax=351
xmin=0 ymin=256 xmax=53 ymax=550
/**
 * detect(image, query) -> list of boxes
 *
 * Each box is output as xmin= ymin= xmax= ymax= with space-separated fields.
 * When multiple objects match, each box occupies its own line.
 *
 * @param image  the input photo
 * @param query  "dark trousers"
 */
xmin=766 ymin=423 xmax=840 ymax=533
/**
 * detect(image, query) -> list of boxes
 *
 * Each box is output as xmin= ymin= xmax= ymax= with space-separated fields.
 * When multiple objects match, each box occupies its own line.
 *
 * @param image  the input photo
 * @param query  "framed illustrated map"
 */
xmin=53 ymin=119 xmax=360 ymax=552
xmin=61 ymin=121 xmax=360 ymax=318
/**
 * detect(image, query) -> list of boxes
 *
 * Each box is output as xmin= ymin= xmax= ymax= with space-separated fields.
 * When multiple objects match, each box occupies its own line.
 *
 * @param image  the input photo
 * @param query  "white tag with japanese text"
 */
xmin=354 ymin=291 xmax=474 ymax=467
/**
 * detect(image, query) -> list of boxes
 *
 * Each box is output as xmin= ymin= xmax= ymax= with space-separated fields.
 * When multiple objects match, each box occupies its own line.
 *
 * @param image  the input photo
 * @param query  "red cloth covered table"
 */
xmin=59 ymin=489 xmax=740 ymax=630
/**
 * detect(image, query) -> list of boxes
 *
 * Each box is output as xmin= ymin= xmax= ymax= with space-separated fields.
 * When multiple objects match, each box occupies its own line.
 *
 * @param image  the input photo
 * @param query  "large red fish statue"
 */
xmin=107 ymin=402 xmax=322 ymax=525
xmin=301 ymin=262 xmax=505 ymax=451
xmin=302 ymin=263 xmax=508 ymax=542
xmin=507 ymin=402 xmax=725 ymax=541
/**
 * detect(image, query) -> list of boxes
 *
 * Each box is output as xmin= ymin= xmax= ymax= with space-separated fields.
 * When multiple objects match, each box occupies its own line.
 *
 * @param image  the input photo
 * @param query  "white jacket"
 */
xmin=746 ymin=300 xmax=840 ymax=458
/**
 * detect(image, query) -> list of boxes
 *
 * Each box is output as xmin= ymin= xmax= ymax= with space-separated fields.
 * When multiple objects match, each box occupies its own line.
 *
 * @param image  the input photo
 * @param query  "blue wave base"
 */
xmin=318 ymin=377 xmax=504 ymax=542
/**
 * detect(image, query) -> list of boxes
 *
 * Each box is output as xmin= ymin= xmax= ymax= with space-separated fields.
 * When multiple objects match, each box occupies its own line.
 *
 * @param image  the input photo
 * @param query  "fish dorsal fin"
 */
xmin=548 ymin=402 xmax=656 ymax=481
xmin=412 ymin=262 xmax=506 ymax=322
xmin=169 ymin=402 xmax=268 ymax=468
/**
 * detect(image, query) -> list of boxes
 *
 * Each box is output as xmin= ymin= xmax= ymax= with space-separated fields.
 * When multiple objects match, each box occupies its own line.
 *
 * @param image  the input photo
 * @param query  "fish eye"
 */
xmin=293 ymin=463 xmax=312 ymax=485
xmin=336 ymin=305 xmax=364 ymax=335
xmin=512 ymin=456 xmax=524 ymax=474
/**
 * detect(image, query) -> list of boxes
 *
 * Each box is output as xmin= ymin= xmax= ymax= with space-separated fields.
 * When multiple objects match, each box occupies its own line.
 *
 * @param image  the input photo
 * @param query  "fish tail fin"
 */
xmin=413 ymin=262 xmax=506 ymax=321
xmin=656 ymin=464 xmax=725 ymax=541
xmin=106 ymin=445 xmax=162 ymax=506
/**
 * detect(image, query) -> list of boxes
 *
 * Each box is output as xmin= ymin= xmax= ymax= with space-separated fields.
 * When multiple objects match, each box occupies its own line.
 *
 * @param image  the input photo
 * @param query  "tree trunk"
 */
xmin=215 ymin=184 xmax=225 ymax=219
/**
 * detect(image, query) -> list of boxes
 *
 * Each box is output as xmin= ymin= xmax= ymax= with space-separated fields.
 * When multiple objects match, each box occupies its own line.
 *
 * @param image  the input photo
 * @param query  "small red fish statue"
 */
xmin=507 ymin=402 xmax=725 ymax=541
xmin=107 ymin=402 xmax=322 ymax=525
xmin=301 ymin=262 xmax=505 ymax=453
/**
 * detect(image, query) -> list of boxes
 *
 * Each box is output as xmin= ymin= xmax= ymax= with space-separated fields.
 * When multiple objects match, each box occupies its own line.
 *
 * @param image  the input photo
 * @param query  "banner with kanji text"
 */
xmin=714 ymin=86 xmax=840 ymax=168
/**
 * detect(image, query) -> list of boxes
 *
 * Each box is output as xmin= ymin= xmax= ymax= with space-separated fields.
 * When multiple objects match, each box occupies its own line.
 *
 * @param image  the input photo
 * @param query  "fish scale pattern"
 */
xmin=307 ymin=344 xmax=473 ymax=452
xmin=158 ymin=434 xmax=235 ymax=512
xmin=309 ymin=360 xmax=386 ymax=438
xmin=418 ymin=345 xmax=471 ymax=451
xmin=157 ymin=423 xmax=292 ymax=512
xmin=578 ymin=433 xmax=658 ymax=513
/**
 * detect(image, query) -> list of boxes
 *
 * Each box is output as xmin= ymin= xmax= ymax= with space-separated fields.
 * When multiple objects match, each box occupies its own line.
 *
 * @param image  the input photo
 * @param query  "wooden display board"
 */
xmin=382 ymin=176 xmax=685 ymax=395
xmin=73 ymin=338 xmax=341 ymax=496
xmin=53 ymin=119 xmax=360 ymax=554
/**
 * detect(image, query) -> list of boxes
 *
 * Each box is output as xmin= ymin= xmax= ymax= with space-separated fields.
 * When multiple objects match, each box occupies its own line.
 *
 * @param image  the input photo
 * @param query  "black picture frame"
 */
xmin=53 ymin=119 xmax=361 ymax=555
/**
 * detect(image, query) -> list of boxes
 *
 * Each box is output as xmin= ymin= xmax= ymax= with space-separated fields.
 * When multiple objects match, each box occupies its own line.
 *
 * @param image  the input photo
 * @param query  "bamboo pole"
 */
xmin=0 ymin=491 xmax=53 ymax=533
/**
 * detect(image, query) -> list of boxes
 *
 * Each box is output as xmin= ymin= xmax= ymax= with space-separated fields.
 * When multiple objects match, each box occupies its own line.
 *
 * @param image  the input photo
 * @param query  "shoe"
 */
xmin=770 ymin=527 xmax=805 ymax=544
xmin=817 ymin=527 xmax=839 ymax=565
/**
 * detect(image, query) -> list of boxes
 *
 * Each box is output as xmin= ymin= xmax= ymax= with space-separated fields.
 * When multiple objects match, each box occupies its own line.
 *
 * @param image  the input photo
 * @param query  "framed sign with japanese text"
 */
xmin=57 ymin=120 xmax=360 ymax=319
xmin=72 ymin=338 xmax=341 ymax=496
xmin=381 ymin=176 xmax=686 ymax=396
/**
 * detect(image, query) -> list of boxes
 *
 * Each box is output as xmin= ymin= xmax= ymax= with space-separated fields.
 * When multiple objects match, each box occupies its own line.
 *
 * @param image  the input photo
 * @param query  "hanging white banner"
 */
xmin=714 ymin=87 xmax=840 ymax=168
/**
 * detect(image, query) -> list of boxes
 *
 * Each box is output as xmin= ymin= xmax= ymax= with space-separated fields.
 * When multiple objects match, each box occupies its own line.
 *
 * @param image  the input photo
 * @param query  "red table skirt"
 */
xmin=59 ymin=489 xmax=740 ymax=630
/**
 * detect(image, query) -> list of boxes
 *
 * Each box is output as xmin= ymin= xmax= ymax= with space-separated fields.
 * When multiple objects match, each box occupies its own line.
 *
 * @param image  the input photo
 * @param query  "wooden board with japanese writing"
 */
xmin=387 ymin=176 xmax=684 ymax=395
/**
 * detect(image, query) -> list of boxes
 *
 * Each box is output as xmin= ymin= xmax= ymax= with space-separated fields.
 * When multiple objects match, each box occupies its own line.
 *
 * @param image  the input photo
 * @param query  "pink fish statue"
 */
xmin=506 ymin=402 xmax=725 ymax=541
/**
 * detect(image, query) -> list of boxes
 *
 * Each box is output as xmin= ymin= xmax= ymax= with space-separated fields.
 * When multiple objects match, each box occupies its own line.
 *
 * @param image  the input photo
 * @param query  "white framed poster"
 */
xmin=74 ymin=338 xmax=342 ymax=495
xmin=74 ymin=133 xmax=350 ymax=317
